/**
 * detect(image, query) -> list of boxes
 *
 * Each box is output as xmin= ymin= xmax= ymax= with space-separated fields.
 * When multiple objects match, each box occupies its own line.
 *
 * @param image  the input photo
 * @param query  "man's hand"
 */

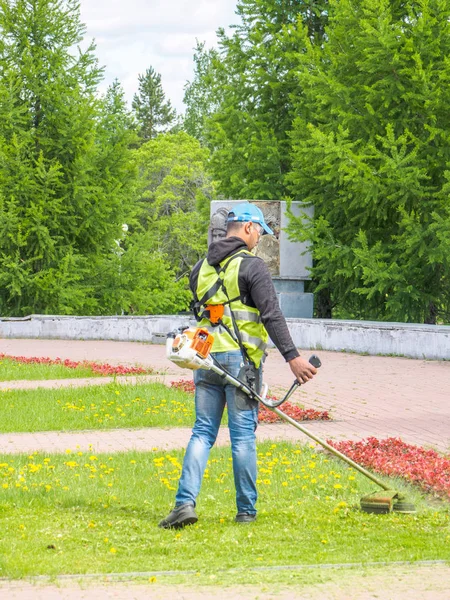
xmin=288 ymin=356 xmax=317 ymax=384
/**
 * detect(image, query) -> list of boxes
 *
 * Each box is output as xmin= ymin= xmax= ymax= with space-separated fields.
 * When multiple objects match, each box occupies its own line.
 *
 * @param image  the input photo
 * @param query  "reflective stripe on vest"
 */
xmin=223 ymin=306 xmax=261 ymax=323
xmin=203 ymin=324 xmax=267 ymax=352
xmin=196 ymin=252 xmax=268 ymax=368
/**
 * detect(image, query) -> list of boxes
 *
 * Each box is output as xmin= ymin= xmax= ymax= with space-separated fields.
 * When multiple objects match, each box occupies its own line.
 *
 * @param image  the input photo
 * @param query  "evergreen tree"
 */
xmin=183 ymin=0 xmax=328 ymax=199
xmin=91 ymin=131 xmax=215 ymax=316
xmin=287 ymin=0 xmax=450 ymax=323
xmin=0 ymin=0 xmax=136 ymax=316
xmin=132 ymin=66 xmax=176 ymax=141
xmin=83 ymin=86 xmax=196 ymax=316
xmin=183 ymin=40 xmax=220 ymax=143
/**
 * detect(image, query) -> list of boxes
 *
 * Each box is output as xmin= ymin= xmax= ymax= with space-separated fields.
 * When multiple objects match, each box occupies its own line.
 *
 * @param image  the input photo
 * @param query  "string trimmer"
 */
xmin=166 ymin=327 xmax=416 ymax=514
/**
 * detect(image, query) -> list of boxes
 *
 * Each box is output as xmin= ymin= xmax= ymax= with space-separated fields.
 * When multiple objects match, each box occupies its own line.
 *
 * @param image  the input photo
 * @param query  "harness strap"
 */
xmin=193 ymin=250 xmax=257 ymax=366
xmin=192 ymin=251 xmax=249 ymax=318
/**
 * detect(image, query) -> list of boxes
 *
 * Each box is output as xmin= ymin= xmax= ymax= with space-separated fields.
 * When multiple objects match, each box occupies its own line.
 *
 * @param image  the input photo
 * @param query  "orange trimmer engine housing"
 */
xmin=167 ymin=327 xmax=215 ymax=370
xmin=182 ymin=327 xmax=214 ymax=359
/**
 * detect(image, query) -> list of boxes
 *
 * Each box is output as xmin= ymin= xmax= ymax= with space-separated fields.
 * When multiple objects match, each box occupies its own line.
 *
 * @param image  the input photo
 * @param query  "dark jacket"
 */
xmin=190 ymin=237 xmax=300 ymax=362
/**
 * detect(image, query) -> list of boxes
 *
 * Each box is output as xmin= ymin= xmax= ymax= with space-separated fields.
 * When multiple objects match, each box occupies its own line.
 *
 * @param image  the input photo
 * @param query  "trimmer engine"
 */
xmin=166 ymin=327 xmax=214 ymax=370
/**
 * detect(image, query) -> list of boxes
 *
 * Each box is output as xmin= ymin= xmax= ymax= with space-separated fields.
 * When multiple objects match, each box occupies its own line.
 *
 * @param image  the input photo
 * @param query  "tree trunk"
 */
xmin=424 ymin=302 xmax=438 ymax=325
xmin=315 ymin=286 xmax=332 ymax=319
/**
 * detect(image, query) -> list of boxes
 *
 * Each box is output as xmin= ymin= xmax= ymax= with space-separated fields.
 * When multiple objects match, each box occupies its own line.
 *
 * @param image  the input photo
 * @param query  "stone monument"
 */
xmin=209 ymin=200 xmax=314 ymax=318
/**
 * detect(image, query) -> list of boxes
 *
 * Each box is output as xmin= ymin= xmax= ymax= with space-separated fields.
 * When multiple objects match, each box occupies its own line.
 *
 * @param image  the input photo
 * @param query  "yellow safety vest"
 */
xmin=194 ymin=251 xmax=268 ymax=368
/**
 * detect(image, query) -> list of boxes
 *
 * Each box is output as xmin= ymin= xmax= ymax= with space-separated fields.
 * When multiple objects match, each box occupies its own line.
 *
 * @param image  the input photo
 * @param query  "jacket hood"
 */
xmin=207 ymin=236 xmax=248 ymax=266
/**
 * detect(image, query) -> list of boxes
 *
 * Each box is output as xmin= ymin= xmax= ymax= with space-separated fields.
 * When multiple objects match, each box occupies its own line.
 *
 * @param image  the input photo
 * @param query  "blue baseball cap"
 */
xmin=227 ymin=202 xmax=274 ymax=235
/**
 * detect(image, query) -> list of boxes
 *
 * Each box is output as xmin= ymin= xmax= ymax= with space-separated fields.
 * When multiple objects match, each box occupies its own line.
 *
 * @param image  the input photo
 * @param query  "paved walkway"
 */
xmin=0 ymin=338 xmax=449 ymax=455
xmin=2 ymin=563 xmax=450 ymax=600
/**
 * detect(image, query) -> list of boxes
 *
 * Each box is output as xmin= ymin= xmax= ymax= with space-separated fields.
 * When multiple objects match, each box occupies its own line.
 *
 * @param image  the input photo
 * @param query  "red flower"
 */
xmin=0 ymin=354 xmax=153 ymax=376
xmin=328 ymin=437 xmax=450 ymax=500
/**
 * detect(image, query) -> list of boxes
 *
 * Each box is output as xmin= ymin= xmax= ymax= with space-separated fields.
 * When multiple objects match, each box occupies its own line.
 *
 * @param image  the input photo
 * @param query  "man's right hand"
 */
xmin=288 ymin=356 xmax=317 ymax=384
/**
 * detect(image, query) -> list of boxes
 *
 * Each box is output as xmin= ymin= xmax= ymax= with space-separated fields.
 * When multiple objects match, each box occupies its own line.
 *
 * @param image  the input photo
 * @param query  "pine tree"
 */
xmin=132 ymin=66 xmax=176 ymax=141
xmin=0 ymin=0 xmax=136 ymax=316
xmin=183 ymin=41 xmax=220 ymax=143
xmin=183 ymin=0 xmax=328 ymax=199
xmin=287 ymin=0 xmax=450 ymax=323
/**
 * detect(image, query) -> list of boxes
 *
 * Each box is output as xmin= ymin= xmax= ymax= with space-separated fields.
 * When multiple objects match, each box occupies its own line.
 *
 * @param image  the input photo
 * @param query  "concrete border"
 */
xmin=287 ymin=318 xmax=450 ymax=360
xmin=1 ymin=314 xmax=449 ymax=360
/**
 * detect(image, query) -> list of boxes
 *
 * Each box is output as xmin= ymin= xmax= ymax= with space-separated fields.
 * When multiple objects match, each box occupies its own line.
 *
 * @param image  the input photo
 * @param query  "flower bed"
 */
xmin=329 ymin=437 xmax=450 ymax=500
xmin=171 ymin=379 xmax=330 ymax=423
xmin=0 ymin=353 xmax=153 ymax=376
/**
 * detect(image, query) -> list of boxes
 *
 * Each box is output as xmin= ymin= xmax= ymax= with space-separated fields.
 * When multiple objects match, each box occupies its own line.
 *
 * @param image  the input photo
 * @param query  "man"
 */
xmin=159 ymin=202 xmax=317 ymax=529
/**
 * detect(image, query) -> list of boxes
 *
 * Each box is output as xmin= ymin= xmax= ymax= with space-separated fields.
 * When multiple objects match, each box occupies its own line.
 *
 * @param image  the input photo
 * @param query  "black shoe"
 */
xmin=158 ymin=504 xmax=198 ymax=529
xmin=235 ymin=512 xmax=256 ymax=523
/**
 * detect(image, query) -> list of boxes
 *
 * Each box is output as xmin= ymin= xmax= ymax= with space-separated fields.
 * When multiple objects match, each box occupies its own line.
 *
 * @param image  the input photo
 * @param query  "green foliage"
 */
xmin=132 ymin=66 xmax=176 ymax=142
xmin=0 ymin=0 xmax=136 ymax=316
xmin=88 ymin=131 xmax=215 ymax=316
xmin=287 ymin=0 xmax=450 ymax=323
xmin=183 ymin=40 xmax=220 ymax=144
xmin=134 ymin=131 xmax=215 ymax=280
xmin=184 ymin=0 xmax=328 ymax=199
xmin=90 ymin=229 xmax=192 ymax=316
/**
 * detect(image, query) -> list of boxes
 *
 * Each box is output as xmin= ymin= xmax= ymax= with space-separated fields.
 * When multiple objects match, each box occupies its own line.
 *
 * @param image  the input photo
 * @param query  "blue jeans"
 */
xmin=175 ymin=351 xmax=260 ymax=515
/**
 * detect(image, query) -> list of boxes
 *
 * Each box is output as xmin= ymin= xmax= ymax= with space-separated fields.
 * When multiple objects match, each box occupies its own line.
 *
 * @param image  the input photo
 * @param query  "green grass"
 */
xmin=0 ymin=357 xmax=104 ymax=381
xmin=0 ymin=383 xmax=195 ymax=432
xmin=0 ymin=442 xmax=448 ymax=579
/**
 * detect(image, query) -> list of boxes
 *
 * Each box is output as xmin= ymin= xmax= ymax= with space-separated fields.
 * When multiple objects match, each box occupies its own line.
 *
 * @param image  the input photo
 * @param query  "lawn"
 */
xmin=0 ymin=355 xmax=153 ymax=381
xmin=0 ymin=441 xmax=448 ymax=580
xmin=0 ymin=357 xmax=101 ymax=381
xmin=0 ymin=383 xmax=195 ymax=432
xmin=0 ymin=381 xmax=329 ymax=433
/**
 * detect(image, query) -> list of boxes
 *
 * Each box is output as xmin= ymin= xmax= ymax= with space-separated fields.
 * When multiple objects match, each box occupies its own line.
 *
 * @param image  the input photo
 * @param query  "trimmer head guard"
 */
xmin=360 ymin=490 xmax=416 ymax=514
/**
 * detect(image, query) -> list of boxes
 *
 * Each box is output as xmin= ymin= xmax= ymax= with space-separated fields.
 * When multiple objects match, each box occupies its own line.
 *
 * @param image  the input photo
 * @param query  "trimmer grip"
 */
xmin=309 ymin=354 xmax=321 ymax=369
xmin=290 ymin=355 xmax=322 ymax=388
xmin=260 ymin=355 xmax=322 ymax=409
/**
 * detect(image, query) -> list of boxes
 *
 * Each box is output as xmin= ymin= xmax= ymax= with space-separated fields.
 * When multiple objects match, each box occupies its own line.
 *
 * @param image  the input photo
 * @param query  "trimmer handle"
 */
xmin=261 ymin=355 xmax=321 ymax=409
xmin=289 ymin=354 xmax=322 ymax=389
xmin=309 ymin=354 xmax=322 ymax=369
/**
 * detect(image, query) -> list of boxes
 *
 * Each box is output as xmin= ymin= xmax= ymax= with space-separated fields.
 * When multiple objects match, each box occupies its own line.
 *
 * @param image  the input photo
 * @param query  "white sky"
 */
xmin=79 ymin=0 xmax=240 ymax=114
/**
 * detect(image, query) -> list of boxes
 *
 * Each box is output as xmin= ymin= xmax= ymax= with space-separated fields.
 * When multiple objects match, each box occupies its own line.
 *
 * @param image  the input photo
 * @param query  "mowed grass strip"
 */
xmin=0 ymin=383 xmax=194 ymax=432
xmin=0 ymin=442 xmax=448 ymax=580
xmin=0 ymin=356 xmax=153 ymax=381
xmin=0 ymin=357 xmax=103 ymax=381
